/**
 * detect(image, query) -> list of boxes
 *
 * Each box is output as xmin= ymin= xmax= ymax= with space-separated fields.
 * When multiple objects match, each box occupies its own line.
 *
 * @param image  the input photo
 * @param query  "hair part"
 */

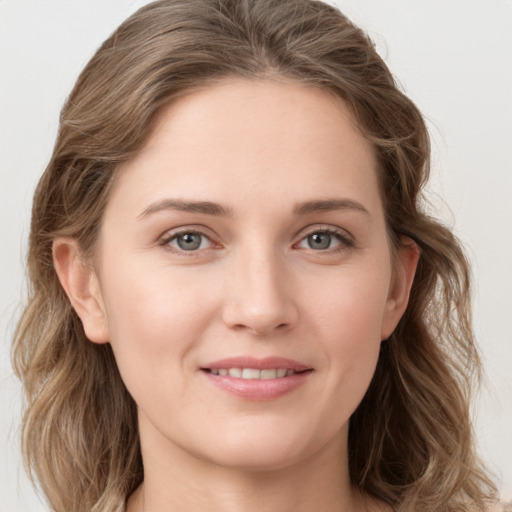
xmin=13 ymin=1 xmax=497 ymax=511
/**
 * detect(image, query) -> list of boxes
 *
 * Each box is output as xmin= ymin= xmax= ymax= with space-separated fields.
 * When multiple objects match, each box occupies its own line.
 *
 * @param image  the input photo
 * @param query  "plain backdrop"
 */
xmin=1 ymin=1 xmax=511 ymax=510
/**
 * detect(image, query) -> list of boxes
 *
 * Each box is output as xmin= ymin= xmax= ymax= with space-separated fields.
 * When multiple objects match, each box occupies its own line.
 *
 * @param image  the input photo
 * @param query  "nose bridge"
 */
xmin=222 ymin=239 xmax=297 ymax=335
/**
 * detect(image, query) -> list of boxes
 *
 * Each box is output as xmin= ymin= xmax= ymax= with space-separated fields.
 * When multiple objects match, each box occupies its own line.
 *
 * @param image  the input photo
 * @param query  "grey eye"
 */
xmin=175 ymin=232 xmax=203 ymax=251
xmin=163 ymin=229 xmax=215 ymax=253
xmin=307 ymin=232 xmax=333 ymax=250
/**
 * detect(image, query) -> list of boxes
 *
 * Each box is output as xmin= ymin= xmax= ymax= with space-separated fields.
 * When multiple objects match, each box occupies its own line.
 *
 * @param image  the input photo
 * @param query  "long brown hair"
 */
xmin=12 ymin=1 xmax=496 ymax=510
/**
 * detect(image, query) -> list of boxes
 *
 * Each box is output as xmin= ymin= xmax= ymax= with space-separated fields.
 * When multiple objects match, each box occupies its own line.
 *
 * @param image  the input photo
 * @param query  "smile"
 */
xmin=206 ymin=368 xmax=297 ymax=379
xmin=200 ymin=357 xmax=313 ymax=400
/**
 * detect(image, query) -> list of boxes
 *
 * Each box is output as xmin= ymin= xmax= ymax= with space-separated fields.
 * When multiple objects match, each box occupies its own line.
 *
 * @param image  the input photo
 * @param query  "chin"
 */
xmin=201 ymin=444 xmax=310 ymax=473
xmin=191 ymin=422 xmax=342 ymax=473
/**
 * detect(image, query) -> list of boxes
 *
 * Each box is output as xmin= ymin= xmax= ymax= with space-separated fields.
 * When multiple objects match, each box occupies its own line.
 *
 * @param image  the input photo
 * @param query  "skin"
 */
xmin=54 ymin=79 xmax=418 ymax=512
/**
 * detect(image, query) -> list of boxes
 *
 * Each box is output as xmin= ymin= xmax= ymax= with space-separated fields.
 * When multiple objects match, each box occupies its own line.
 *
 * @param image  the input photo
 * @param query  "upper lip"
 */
xmin=201 ymin=356 xmax=312 ymax=372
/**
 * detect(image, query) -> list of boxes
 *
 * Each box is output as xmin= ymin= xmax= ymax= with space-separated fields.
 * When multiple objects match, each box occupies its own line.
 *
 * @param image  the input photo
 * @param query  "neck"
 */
xmin=127 ymin=420 xmax=371 ymax=512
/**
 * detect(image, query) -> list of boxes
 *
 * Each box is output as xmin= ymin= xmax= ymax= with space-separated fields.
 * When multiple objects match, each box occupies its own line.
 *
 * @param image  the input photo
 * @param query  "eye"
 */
xmin=164 ymin=230 xmax=214 ymax=252
xmin=295 ymin=229 xmax=352 ymax=251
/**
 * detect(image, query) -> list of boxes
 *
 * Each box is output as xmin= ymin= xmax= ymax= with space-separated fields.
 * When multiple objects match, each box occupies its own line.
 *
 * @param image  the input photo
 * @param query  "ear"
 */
xmin=381 ymin=237 xmax=420 ymax=340
xmin=53 ymin=238 xmax=109 ymax=344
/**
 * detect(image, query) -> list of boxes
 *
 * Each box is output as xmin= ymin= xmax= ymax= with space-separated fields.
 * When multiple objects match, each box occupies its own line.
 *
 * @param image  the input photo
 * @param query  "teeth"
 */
xmin=228 ymin=368 xmax=242 ymax=378
xmin=242 ymin=368 xmax=260 ymax=379
xmin=260 ymin=369 xmax=277 ymax=379
xmin=209 ymin=368 xmax=298 ymax=379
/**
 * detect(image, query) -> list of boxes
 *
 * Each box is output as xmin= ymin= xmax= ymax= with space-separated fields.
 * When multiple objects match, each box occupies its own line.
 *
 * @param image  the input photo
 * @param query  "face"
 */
xmin=56 ymin=79 xmax=416 ymax=472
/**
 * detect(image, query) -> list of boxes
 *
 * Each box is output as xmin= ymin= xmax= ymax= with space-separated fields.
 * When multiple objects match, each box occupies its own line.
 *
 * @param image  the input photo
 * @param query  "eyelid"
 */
xmin=294 ymin=223 xmax=354 ymax=241
xmin=293 ymin=224 xmax=355 ymax=250
xmin=158 ymin=225 xmax=221 ymax=253
xmin=157 ymin=223 xmax=355 ymax=254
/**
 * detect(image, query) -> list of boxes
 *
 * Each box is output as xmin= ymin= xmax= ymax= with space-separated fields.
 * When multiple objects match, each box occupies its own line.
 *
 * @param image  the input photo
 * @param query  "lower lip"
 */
xmin=201 ymin=370 xmax=313 ymax=401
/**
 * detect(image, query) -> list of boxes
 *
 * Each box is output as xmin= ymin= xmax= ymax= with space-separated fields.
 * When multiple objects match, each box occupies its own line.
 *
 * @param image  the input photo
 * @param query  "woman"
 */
xmin=12 ymin=0 xmax=499 ymax=511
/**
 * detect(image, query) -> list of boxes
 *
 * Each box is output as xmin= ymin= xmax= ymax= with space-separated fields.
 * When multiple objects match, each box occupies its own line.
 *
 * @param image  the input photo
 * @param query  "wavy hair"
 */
xmin=12 ymin=0 xmax=497 ymax=510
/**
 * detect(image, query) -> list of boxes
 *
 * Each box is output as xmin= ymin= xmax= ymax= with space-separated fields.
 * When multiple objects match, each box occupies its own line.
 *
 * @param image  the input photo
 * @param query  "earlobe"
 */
xmin=381 ymin=237 xmax=420 ymax=340
xmin=52 ymin=238 xmax=110 ymax=344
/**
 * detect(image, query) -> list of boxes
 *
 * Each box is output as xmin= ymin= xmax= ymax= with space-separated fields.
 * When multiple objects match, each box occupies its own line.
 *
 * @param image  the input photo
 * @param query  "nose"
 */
xmin=221 ymin=248 xmax=299 ymax=336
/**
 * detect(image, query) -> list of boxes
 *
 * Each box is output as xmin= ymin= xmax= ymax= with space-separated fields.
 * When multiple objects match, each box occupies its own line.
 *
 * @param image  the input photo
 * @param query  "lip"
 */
xmin=200 ymin=356 xmax=313 ymax=401
xmin=202 ymin=356 xmax=311 ymax=372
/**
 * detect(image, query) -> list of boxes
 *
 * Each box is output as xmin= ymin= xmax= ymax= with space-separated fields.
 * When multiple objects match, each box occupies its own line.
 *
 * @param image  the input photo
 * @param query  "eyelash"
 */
xmin=159 ymin=226 xmax=354 ymax=255
xmin=294 ymin=227 xmax=354 ymax=253
xmin=159 ymin=228 xmax=217 ymax=255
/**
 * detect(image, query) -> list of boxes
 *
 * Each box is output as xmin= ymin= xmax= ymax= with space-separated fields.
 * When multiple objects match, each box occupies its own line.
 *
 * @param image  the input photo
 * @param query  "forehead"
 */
xmin=143 ymin=77 xmax=370 ymax=160
xmin=110 ymin=78 xmax=381 ymax=217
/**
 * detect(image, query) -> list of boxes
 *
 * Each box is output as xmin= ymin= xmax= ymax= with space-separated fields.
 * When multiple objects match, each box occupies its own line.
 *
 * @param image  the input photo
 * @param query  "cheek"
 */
xmin=98 ymin=258 xmax=218 ymax=398
xmin=308 ymin=260 xmax=391 ymax=388
xmin=312 ymin=260 xmax=391 ymax=340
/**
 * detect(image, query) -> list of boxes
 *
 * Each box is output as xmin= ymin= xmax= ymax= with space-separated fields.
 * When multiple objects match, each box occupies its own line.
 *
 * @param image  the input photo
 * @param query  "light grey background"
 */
xmin=1 ymin=1 xmax=511 ymax=510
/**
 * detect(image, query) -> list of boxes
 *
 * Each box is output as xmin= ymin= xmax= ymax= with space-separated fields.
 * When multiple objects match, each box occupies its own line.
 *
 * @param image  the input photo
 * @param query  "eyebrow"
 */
xmin=293 ymin=198 xmax=370 ymax=216
xmin=137 ymin=199 xmax=233 ymax=219
xmin=137 ymin=197 xmax=370 ymax=220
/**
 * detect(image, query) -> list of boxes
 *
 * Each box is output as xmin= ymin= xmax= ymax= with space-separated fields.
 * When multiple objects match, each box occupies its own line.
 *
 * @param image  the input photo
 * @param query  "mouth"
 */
xmin=202 ymin=368 xmax=310 ymax=379
xmin=200 ymin=357 xmax=313 ymax=400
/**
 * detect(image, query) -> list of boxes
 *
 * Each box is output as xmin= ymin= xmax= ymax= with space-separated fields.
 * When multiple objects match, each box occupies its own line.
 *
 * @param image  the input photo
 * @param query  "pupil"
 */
xmin=309 ymin=233 xmax=331 ymax=250
xmin=177 ymin=233 xmax=201 ymax=250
